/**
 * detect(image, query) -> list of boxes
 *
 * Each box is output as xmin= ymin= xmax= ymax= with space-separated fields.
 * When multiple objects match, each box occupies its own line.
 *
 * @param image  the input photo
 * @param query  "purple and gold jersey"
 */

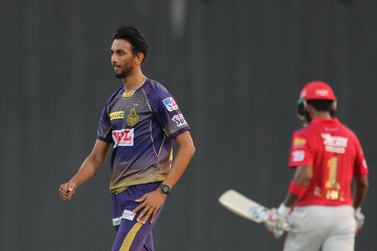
xmin=97 ymin=79 xmax=190 ymax=194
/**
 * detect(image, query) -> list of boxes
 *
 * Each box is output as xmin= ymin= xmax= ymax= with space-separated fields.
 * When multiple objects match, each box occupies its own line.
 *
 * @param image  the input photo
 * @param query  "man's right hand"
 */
xmin=59 ymin=182 xmax=77 ymax=201
xmin=355 ymin=208 xmax=365 ymax=233
xmin=264 ymin=203 xmax=291 ymax=238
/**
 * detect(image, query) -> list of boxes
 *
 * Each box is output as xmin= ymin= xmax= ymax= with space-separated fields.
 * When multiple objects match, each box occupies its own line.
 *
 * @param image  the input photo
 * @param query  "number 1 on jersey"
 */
xmin=325 ymin=156 xmax=340 ymax=190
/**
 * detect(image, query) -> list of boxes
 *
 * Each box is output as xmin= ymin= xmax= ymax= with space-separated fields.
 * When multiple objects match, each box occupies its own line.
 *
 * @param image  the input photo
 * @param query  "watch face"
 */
xmin=161 ymin=184 xmax=170 ymax=194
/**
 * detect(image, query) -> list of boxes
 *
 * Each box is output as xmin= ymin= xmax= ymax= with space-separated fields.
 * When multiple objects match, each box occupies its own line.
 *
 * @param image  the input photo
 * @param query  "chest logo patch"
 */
xmin=112 ymin=129 xmax=134 ymax=148
xmin=110 ymin=111 xmax=125 ymax=121
xmin=127 ymin=107 xmax=139 ymax=127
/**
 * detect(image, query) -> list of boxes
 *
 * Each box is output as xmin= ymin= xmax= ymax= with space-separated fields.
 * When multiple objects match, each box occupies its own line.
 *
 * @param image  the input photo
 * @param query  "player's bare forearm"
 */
xmin=163 ymin=131 xmax=196 ymax=189
xmin=353 ymin=175 xmax=369 ymax=209
xmin=283 ymin=193 xmax=299 ymax=207
xmin=59 ymin=140 xmax=110 ymax=201
xmin=70 ymin=140 xmax=111 ymax=187
xmin=283 ymin=166 xmax=312 ymax=207
xmin=70 ymin=155 xmax=102 ymax=186
xmin=133 ymin=131 xmax=195 ymax=223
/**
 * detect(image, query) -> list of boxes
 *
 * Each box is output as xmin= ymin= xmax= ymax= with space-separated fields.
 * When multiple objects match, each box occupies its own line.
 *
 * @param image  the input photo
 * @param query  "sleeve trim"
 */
xmin=97 ymin=136 xmax=113 ymax=143
xmin=169 ymin=127 xmax=190 ymax=139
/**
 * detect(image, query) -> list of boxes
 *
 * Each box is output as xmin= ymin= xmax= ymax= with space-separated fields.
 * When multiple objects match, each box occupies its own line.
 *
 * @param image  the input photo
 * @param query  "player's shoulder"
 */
xmin=337 ymin=120 xmax=360 ymax=141
xmin=142 ymin=78 xmax=173 ymax=103
xmin=290 ymin=125 xmax=318 ymax=145
xmin=142 ymin=79 xmax=169 ymax=94
xmin=104 ymin=86 xmax=123 ymax=107
xmin=292 ymin=126 xmax=310 ymax=137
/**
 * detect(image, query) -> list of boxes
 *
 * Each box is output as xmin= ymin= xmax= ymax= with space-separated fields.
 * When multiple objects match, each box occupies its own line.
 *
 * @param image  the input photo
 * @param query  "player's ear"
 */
xmin=306 ymin=103 xmax=314 ymax=114
xmin=135 ymin=52 xmax=145 ymax=65
xmin=332 ymin=101 xmax=337 ymax=111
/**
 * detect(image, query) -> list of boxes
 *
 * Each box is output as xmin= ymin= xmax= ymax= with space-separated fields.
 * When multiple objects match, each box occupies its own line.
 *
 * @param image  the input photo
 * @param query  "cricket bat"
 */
xmin=218 ymin=189 xmax=290 ymax=231
xmin=218 ymin=189 xmax=270 ymax=223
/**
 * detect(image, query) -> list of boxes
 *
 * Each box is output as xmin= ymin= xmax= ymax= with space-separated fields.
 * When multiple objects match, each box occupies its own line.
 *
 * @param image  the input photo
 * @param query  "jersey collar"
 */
xmin=311 ymin=117 xmax=340 ymax=125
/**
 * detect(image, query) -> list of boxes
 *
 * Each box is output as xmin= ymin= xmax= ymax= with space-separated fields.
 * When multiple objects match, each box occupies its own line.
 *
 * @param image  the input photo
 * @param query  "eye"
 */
xmin=117 ymin=50 xmax=125 ymax=56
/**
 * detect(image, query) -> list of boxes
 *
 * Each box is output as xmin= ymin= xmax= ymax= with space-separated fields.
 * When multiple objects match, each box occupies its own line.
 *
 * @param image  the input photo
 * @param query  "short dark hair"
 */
xmin=307 ymin=100 xmax=334 ymax=112
xmin=113 ymin=26 xmax=149 ymax=60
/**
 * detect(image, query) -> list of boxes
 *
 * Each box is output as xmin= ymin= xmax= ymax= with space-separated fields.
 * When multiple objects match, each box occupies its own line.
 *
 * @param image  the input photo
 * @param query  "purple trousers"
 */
xmin=111 ymin=182 xmax=163 ymax=251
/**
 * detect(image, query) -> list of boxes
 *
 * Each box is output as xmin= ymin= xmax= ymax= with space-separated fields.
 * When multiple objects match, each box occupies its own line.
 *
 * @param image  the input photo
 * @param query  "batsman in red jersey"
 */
xmin=265 ymin=81 xmax=369 ymax=251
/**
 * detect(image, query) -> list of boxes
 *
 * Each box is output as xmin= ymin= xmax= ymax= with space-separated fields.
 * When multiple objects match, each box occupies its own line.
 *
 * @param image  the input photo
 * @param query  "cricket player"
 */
xmin=265 ymin=81 xmax=369 ymax=251
xmin=58 ymin=26 xmax=196 ymax=251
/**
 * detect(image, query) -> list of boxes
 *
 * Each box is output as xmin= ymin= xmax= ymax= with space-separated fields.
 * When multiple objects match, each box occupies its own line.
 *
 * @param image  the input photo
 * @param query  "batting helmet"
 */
xmin=297 ymin=81 xmax=337 ymax=125
xmin=299 ymin=81 xmax=336 ymax=101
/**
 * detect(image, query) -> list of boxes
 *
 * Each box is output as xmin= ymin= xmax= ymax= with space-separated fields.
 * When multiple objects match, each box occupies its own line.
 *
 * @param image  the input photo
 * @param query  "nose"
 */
xmin=111 ymin=54 xmax=118 ymax=65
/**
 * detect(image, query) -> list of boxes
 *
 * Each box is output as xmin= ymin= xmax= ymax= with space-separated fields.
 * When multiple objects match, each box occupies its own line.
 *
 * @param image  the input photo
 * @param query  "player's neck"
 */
xmin=310 ymin=111 xmax=332 ymax=119
xmin=123 ymin=70 xmax=146 ymax=91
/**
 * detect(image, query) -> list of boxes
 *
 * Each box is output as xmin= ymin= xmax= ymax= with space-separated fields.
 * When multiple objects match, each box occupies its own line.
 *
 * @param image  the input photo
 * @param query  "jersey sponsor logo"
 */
xmin=292 ymin=150 xmax=305 ymax=162
xmin=172 ymin=113 xmax=187 ymax=127
xmin=321 ymin=133 xmax=348 ymax=154
xmin=109 ymin=111 xmax=125 ymax=120
xmin=112 ymin=129 xmax=134 ymax=147
xmin=293 ymin=137 xmax=306 ymax=147
xmin=162 ymin=97 xmax=179 ymax=112
xmin=127 ymin=107 xmax=139 ymax=127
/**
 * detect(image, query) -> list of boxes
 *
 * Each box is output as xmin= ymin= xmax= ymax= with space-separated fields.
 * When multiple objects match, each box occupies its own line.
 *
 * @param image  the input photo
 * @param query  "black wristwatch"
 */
xmin=160 ymin=184 xmax=170 ymax=195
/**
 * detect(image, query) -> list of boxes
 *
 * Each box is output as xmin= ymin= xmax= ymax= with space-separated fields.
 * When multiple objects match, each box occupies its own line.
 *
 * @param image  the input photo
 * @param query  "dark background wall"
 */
xmin=1 ymin=0 xmax=376 ymax=250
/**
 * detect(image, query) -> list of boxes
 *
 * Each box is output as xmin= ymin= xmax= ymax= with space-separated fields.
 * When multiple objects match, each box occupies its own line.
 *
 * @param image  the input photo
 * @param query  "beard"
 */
xmin=113 ymin=65 xmax=133 ymax=79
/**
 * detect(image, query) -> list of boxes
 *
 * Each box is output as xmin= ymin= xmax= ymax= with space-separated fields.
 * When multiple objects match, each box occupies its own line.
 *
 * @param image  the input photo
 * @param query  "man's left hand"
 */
xmin=133 ymin=189 xmax=167 ymax=224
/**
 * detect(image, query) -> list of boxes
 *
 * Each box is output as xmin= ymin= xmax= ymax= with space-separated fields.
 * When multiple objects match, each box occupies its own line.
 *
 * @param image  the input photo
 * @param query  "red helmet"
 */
xmin=299 ymin=81 xmax=336 ymax=101
xmin=297 ymin=81 xmax=337 ymax=126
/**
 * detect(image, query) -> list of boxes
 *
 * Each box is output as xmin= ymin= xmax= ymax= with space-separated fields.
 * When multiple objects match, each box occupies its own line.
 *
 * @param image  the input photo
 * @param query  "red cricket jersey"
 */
xmin=288 ymin=118 xmax=368 ymax=206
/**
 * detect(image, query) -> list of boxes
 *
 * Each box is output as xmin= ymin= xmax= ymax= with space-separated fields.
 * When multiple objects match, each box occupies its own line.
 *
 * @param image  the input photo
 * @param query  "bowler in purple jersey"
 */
xmin=59 ymin=26 xmax=196 ymax=251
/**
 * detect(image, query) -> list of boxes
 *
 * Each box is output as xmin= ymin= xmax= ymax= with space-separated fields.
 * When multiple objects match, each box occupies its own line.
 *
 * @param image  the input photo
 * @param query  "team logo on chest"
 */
xmin=112 ymin=129 xmax=134 ymax=148
xmin=127 ymin=107 xmax=139 ymax=127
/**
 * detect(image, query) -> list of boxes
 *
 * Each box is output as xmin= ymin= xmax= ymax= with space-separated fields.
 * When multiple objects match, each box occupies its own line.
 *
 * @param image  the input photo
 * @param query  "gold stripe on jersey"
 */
xmin=122 ymin=90 xmax=135 ymax=98
xmin=119 ymin=222 xmax=143 ymax=251
xmin=110 ymin=173 xmax=166 ymax=194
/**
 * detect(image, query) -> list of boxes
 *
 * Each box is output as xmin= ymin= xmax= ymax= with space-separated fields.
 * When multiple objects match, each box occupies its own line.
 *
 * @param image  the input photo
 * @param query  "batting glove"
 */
xmin=355 ymin=208 xmax=365 ymax=233
xmin=265 ymin=203 xmax=291 ymax=238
